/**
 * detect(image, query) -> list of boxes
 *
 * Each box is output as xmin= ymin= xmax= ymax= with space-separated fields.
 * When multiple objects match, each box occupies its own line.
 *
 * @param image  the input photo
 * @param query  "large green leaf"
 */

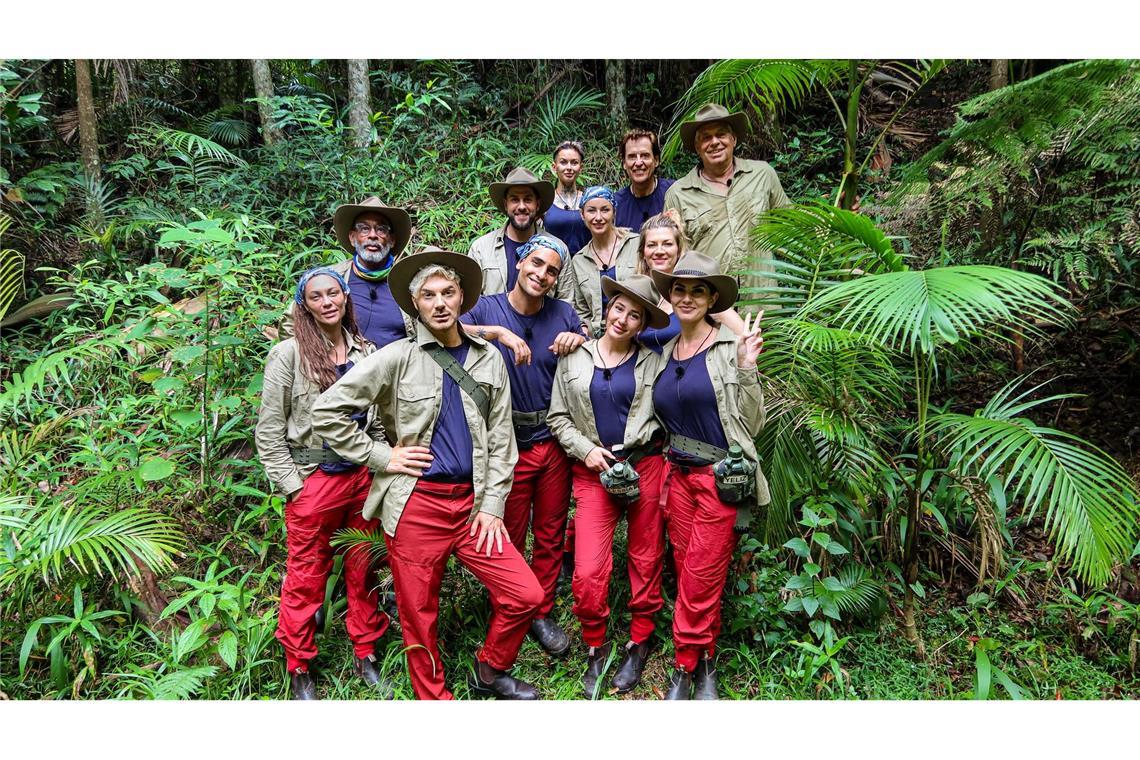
xmin=930 ymin=379 xmax=1140 ymax=586
xmin=663 ymin=60 xmax=846 ymax=161
xmin=797 ymin=265 xmax=1072 ymax=357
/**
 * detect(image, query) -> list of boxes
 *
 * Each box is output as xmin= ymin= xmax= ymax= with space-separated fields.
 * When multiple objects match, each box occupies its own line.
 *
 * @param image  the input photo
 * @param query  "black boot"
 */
xmin=663 ymin=667 xmax=691 ymax=700
xmin=558 ymin=551 xmax=574 ymax=591
xmin=530 ymin=617 xmax=571 ymax=656
xmin=693 ymin=656 xmax=719 ymax=700
xmin=353 ymin=654 xmax=395 ymax=699
xmin=610 ymin=640 xmax=651 ymax=694
xmin=468 ymin=660 xmax=540 ymax=700
xmin=582 ymin=642 xmax=613 ymax=699
xmin=290 ymin=668 xmax=318 ymax=700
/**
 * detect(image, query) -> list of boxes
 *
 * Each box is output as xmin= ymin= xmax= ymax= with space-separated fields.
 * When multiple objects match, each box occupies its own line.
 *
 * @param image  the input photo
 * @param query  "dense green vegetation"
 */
xmin=2 ymin=59 xmax=1139 ymax=700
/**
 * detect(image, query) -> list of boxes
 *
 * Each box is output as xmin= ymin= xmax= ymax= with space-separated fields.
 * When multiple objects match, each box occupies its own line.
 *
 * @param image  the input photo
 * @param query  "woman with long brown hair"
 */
xmin=255 ymin=267 xmax=391 ymax=700
xmin=548 ymin=275 xmax=671 ymax=697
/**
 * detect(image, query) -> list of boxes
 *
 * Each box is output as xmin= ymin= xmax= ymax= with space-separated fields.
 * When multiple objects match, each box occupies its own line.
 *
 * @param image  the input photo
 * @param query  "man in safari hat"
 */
xmin=282 ymin=196 xmax=415 ymax=348
xmin=313 ymin=246 xmax=545 ymax=701
xmin=663 ymin=103 xmax=791 ymax=305
xmin=468 ymin=166 xmax=573 ymax=300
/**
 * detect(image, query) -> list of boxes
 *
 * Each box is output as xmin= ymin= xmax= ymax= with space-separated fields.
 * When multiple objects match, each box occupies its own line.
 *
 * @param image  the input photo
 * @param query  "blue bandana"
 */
xmin=294 ymin=266 xmax=351 ymax=305
xmin=516 ymin=233 xmax=569 ymax=265
xmin=581 ymin=185 xmax=617 ymax=210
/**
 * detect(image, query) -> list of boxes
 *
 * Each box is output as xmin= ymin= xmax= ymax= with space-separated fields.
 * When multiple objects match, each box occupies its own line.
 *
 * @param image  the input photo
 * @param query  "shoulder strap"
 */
xmin=424 ymin=343 xmax=491 ymax=425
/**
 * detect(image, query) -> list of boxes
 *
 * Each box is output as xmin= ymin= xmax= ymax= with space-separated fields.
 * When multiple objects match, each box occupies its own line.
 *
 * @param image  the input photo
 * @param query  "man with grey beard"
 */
xmin=281 ymin=196 xmax=414 ymax=347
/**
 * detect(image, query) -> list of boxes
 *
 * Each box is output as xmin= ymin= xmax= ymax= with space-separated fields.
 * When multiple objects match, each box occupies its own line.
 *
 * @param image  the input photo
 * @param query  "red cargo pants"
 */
xmin=570 ymin=454 xmax=665 ymax=647
xmin=503 ymin=438 xmax=571 ymax=617
xmin=661 ymin=463 xmax=739 ymax=672
xmin=385 ymin=480 xmax=544 ymax=700
xmin=276 ymin=466 xmax=390 ymax=673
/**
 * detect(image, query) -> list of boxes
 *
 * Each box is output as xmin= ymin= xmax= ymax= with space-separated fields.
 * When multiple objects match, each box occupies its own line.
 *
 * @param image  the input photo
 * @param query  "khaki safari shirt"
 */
xmin=279 ymin=258 xmax=414 ymax=340
xmin=311 ymin=320 xmax=517 ymax=536
xmin=663 ymin=158 xmax=791 ymax=290
xmin=254 ymin=330 xmax=382 ymax=498
xmin=547 ymin=340 xmax=662 ymax=462
xmin=567 ymin=229 xmax=641 ymax=335
xmin=467 ymin=223 xmax=573 ymax=301
xmin=646 ymin=324 xmax=771 ymax=507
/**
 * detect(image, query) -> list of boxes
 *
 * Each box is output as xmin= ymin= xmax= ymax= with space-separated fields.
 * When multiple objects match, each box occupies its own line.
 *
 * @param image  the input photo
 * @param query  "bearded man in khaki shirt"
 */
xmin=663 ymin=103 xmax=792 ymax=307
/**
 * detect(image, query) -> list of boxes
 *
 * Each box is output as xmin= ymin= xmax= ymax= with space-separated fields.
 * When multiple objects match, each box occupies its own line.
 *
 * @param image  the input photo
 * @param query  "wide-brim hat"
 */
xmin=388 ymin=246 xmax=483 ymax=317
xmin=679 ymin=103 xmax=750 ymax=153
xmin=649 ymin=251 xmax=738 ymax=314
xmin=333 ymin=196 xmax=413 ymax=256
xmin=601 ymin=275 xmax=670 ymax=330
xmin=488 ymin=167 xmax=555 ymax=216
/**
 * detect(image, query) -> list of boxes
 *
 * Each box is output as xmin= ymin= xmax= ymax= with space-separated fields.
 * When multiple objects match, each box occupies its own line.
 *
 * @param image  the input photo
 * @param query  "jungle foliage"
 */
xmin=1 ymin=58 xmax=1139 ymax=701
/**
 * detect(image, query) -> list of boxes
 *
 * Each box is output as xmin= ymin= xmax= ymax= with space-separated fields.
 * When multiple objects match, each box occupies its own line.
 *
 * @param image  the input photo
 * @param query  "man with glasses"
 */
xmin=281 ymin=196 xmax=414 ymax=348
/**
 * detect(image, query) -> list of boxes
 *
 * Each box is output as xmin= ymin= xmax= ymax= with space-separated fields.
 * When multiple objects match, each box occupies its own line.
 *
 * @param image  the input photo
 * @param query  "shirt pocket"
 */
xmin=289 ymin=380 xmax=318 ymax=438
xmin=395 ymin=382 xmax=436 ymax=436
xmin=681 ymin=207 xmax=717 ymax=242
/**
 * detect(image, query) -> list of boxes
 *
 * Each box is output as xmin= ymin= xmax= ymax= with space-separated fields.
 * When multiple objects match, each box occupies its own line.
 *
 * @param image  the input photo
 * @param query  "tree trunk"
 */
xmin=251 ymin=59 xmax=281 ymax=146
xmin=989 ymin=59 xmax=1009 ymax=91
xmin=605 ymin=59 xmax=627 ymax=134
xmin=74 ymin=59 xmax=101 ymax=193
xmin=346 ymin=59 xmax=372 ymax=149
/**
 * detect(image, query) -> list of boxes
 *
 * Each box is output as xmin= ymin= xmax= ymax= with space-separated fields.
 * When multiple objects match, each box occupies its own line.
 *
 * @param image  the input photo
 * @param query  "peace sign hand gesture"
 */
xmin=736 ymin=310 xmax=764 ymax=370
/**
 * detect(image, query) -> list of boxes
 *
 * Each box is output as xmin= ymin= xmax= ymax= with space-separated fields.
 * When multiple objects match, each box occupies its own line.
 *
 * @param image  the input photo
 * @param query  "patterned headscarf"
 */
xmin=581 ymin=185 xmax=617 ymax=210
xmin=516 ymin=233 xmax=569 ymax=265
xmin=294 ymin=266 xmax=351 ymax=305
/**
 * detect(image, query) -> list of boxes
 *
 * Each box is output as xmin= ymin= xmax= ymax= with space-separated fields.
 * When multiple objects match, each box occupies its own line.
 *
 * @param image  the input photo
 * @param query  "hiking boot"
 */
xmin=469 ymin=661 xmax=540 ymax=700
xmin=290 ymin=668 xmax=318 ymax=700
xmin=611 ymin=640 xmax=651 ymax=694
xmin=693 ymin=656 xmax=719 ymax=700
xmin=663 ymin=667 xmax=691 ymax=700
xmin=530 ymin=617 xmax=571 ymax=656
xmin=353 ymin=654 xmax=395 ymax=699
xmin=582 ymin=642 xmax=613 ymax=699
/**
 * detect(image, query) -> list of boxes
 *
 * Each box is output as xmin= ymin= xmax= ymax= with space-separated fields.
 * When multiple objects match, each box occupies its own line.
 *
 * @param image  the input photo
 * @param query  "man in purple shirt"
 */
xmin=462 ymin=234 xmax=587 ymax=656
xmin=280 ymin=196 xmax=413 ymax=349
xmin=614 ymin=128 xmax=676 ymax=233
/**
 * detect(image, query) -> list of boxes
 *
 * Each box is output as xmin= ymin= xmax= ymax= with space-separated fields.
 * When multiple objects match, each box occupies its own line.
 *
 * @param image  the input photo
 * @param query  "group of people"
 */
xmin=254 ymin=103 xmax=789 ymax=700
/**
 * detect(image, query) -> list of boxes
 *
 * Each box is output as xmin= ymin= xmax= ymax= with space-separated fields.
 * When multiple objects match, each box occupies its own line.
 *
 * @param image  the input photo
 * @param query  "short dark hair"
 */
xmin=552 ymin=140 xmax=585 ymax=162
xmin=618 ymin=128 xmax=661 ymax=162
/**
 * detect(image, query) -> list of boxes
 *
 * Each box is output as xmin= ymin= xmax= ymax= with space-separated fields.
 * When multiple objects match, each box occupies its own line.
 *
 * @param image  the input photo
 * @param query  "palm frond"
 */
xmin=330 ymin=526 xmax=388 ymax=565
xmin=826 ymin=564 xmax=883 ymax=614
xmin=151 ymin=665 xmax=218 ymax=700
xmin=663 ymin=60 xmax=846 ymax=161
xmin=797 ymin=265 xmax=1072 ymax=358
xmin=895 ymin=59 xmax=1140 ymax=205
xmin=930 ymin=378 xmax=1140 ymax=586
xmin=750 ymin=201 xmax=907 ymax=316
xmin=0 ymin=496 xmax=186 ymax=594
xmin=533 ymin=87 xmax=605 ymax=147
xmin=143 ymin=125 xmax=247 ymax=167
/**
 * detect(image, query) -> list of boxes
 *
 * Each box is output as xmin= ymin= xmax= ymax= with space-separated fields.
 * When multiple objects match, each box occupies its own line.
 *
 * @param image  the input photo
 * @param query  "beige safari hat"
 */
xmin=679 ymin=103 xmax=750 ymax=153
xmin=388 ymin=246 xmax=483 ymax=317
xmin=332 ymin=196 xmax=412 ymax=256
xmin=488 ymin=166 xmax=556 ymax=216
xmin=649 ymin=250 xmax=738 ymax=314
xmin=601 ymin=274 xmax=671 ymax=330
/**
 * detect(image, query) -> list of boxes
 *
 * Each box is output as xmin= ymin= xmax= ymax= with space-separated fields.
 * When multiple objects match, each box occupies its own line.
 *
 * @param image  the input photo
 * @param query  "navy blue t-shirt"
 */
xmin=653 ymin=347 xmax=728 ymax=464
xmin=615 ymin=178 xmax=676 ymax=232
xmin=543 ymin=204 xmax=590 ymax=256
xmin=599 ymin=265 xmax=617 ymax=315
xmin=320 ymin=360 xmax=367 ymax=474
xmin=589 ymin=354 xmax=636 ymax=450
xmin=639 ymin=312 xmax=681 ymax=355
xmin=462 ymin=293 xmax=585 ymax=445
xmin=503 ymin=236 xmax=522 ymax=292
xmin=347 ymin=269 xmax=407 ymax=349
xmin=422 ymin=343 xmax=474 ymax=482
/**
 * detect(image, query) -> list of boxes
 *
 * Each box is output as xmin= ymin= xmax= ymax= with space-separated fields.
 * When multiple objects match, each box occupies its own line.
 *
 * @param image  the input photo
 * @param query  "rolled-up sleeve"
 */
xmin=312 ymin=353 xmax=393 ymax=473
